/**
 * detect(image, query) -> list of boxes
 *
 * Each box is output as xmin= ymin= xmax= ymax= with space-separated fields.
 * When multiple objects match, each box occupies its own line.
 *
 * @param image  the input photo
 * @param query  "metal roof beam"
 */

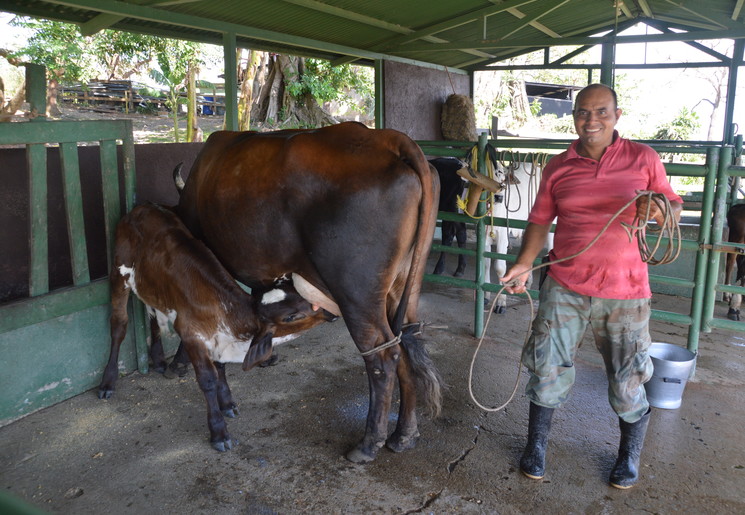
xmin=496 ymin=0 xmax=569 ymax=40
xmin=38 ymin=0 xmax=393 ymax=61
xmin=79 ymin=12 xmax=123 ymax=36
xmin=734 ymin=0 xmax=745 ymax=21
xmin=373 ymin=0 xmax=540 ymax=50
xmin=395 ymin=27 xmax=745 ymax=53
xmin=635 ymin=0 xmax=654 ymax=18
xmin=645 ymin=19 xmax=731 ymax=64
xmin=662 ymin=0 xmax=745 ymax=31
xmin=277 ymin=0 xmax=494 ymax=66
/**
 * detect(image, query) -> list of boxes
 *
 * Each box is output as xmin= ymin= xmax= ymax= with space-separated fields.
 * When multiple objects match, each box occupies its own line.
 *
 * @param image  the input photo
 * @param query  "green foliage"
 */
xmin=529 ymin=98 xmax=542 ymax=116
xmin=653 ymin=107 xmax=700 ymax=141
xmin=285 ymin=59 xmax=373 ymax=114
xmin=10 ymin=17 xmax=93 ymax=82
xmin=11 ymin=16 xmax=166 ymax=82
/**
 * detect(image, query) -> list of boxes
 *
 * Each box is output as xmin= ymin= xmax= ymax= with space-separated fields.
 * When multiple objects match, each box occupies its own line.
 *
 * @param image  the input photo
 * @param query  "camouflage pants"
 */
xmin=523 ymin=276 xmax=653 ymax=423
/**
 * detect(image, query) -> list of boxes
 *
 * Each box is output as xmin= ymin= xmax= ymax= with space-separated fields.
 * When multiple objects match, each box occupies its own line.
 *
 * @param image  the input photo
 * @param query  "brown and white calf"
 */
xmin=98 ymin=203 xmax=334 ymax=451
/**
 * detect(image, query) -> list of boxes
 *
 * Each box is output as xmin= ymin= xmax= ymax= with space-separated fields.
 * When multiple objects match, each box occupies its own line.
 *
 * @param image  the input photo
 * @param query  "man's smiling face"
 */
xmin=573 ymin=85 xmax=622 ymax=156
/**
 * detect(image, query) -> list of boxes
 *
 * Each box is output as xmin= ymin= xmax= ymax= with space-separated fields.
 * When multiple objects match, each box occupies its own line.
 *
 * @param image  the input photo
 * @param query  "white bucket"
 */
xmin=644 ymin=342 xmax=696 ymax=409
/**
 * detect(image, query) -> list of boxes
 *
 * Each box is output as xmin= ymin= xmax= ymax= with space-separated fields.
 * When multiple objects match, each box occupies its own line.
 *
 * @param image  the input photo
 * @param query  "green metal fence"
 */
xmin=0 ymin=119 xmax=148 ymax=425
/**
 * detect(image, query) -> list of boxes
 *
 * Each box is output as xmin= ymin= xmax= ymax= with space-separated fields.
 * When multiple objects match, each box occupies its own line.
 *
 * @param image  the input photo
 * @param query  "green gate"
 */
xmin=0 ymin=119 xmax=148 ymax=426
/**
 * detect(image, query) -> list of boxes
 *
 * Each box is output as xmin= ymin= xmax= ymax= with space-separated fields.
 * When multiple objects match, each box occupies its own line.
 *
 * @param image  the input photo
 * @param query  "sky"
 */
xmin=0 ymin=12 xmax=742 ymax=141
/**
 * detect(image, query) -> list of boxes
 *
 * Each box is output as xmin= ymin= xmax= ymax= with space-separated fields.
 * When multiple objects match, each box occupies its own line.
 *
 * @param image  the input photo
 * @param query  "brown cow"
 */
xmin=175 ymin=122 xmax=442 ymax=463
xmin=99 ymin=203 xmax=334 ymax=451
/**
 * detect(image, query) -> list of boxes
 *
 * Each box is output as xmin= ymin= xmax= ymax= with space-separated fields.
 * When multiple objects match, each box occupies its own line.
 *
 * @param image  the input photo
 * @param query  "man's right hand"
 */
xmin=500 ymin=263 xmax=533 ymax=294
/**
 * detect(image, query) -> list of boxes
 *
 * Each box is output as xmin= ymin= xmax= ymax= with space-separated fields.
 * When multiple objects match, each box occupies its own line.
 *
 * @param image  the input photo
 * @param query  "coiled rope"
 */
xmin=468 ymin=190 xmax=681 ymax=412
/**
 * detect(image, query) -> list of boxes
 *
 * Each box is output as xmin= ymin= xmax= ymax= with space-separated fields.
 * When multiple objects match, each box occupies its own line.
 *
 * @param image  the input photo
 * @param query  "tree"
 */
xmin=248 ymin=54 xmax=372 ymax=129
xmin=149 ymin=41 xmax=213 ymax=142
xmin=10 ymin=16 xmax=166 ymax=116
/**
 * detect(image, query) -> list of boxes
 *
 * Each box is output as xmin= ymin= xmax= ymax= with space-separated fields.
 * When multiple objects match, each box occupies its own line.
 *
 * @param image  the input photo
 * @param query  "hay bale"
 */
xmin=441 ymin=94 xmax=477 ymax=142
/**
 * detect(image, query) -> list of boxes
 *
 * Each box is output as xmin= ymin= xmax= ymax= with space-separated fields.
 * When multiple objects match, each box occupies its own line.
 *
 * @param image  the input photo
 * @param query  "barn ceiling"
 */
xmin=1 ymin=0 xmax=745 ymax=71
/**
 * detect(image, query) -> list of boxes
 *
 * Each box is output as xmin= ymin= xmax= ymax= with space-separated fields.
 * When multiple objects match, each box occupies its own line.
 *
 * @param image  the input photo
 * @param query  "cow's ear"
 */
xmin=242 ymin=332 xmax=274 ymax=371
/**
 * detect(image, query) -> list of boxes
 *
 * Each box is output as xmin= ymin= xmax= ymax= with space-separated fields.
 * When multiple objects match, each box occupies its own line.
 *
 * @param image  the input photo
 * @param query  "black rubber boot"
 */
xmin=520 ymin=402 xmax=555 ymax=479
xmin=609 ymin=408 xmax=651 ymax=489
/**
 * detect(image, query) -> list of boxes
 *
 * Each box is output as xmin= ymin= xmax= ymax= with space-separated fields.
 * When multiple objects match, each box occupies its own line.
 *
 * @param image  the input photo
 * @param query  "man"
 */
xmin=500 ymin=83 xmax=683 ymax=489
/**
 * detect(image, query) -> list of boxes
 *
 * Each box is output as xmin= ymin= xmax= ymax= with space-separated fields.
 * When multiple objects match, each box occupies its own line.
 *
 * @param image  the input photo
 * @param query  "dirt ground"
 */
xmin=54 ymin=104 xmax=226 ymax=144
xmin=1 ymin=259 xmax=744 ymax=514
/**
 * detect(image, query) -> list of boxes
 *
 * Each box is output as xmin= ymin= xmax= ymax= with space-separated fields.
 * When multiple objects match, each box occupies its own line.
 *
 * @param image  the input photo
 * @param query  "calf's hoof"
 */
xmin=727 ymin=309 xmax=741 ymax=321
xmin=164 ymin=361 xmax=190 ymax=379
xmin=211 ymin=437 xmax=237 ymax=452
xmin=453 ymin=268 xmax=465 ymax=278
xmin=258 ymin=353 xmax=280 ymax=367
xmin=222 ymin=406 xmax=239 ymax=418
xmin=494 ymin=304 xmax=507 ymax=314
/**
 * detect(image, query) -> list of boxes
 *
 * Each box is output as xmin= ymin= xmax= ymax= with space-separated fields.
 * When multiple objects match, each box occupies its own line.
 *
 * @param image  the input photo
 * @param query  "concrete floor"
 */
xmin=1 ymin=276 xmax=744 ymax=514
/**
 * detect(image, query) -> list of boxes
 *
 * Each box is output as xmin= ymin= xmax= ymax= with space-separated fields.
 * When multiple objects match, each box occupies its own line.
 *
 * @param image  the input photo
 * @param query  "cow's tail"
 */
xmin=391 ymin=131 xmax=443 ymax=418
xmin=173 ymin=162 xmax=185 ymax=193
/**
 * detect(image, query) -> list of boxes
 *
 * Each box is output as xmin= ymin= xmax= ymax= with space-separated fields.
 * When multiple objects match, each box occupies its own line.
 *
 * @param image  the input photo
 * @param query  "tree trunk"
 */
xmin=249 ymin=53 xmax=335 ymax=129
xmin=186 ymin=64 xmax=201 ymax=142
xmin=238 ymin=49 xmax=261 ymax=131
xmin=47 ymin=72 xmax=62 ymax=117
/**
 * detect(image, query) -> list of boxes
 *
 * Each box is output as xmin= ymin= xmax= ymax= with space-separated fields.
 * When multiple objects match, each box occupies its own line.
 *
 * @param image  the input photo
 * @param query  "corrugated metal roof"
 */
xmin=0 ymin=0 xmax=744 ymax=71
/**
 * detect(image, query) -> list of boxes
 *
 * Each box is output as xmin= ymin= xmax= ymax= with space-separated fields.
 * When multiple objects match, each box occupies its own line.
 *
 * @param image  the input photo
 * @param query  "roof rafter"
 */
xmin=396 ymin=26 xmax=745 ymax=54
xmin=495 ymin=0 xmax=570 ymax=41
xmin=277 ymin=0 xmax=494 ymax=67
xmin=662 ymin=0 xmax=745 ymax=30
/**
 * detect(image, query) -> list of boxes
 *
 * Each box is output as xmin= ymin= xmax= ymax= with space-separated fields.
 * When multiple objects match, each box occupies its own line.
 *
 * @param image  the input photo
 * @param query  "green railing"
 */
xmin=0 ymin=119 xmax=148 ymax=425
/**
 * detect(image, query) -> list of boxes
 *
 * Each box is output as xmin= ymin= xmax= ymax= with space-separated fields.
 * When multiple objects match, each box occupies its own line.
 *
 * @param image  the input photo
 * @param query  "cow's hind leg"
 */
xmin=181 ymin=337 xmax=235 ymax=451
xmin=387 ymin=326 xmax=443 ymax=453
xmin=99 ymin=274 xmax=130 ymax=399
xmin=345 ymin=332 xmax=400 ymax=464
xmin=214 ymin=361 xmax=238 ymax=418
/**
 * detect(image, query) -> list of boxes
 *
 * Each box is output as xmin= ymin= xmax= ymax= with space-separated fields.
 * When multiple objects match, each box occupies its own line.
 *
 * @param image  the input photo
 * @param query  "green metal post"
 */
xmin=688 ymin=147 xmax=718 ymax=354
xmin=724 ymin=40 xmax=744 ymax=145
xmin=25 ymin=63 xmax=46 ymax=121
xmin=703 ymin=146 xmax=733 ymax=333
xmin=222 ymin=32 xmax=238 ymax=131
xmin=600 ymin=42 xmax=615 ymax=88
xmin=474 ymin=133 xmax=488 ymax=337
xmin=374 ymin=59 xmax=384 ymax=129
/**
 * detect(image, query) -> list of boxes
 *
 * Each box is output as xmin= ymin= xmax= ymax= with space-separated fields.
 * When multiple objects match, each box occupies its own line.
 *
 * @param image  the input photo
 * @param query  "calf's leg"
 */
xmin=214 ymin=361 xmax=238 ymax=417
xmin=181 ymin=337 xmax=235 ymax=452
xmin=99 ymin=275 xmax=130 ymax=399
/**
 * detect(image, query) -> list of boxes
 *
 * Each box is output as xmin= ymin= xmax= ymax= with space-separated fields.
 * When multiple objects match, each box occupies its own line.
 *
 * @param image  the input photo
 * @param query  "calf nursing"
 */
xmin=98 ymin=203 xmax=333 ymax=451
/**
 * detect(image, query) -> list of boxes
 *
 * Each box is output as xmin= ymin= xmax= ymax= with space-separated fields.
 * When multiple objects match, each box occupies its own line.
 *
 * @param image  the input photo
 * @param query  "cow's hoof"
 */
xmin=97 ymin=387 xmax=113 ymax=400
xmin=453 ymin=269 xmax=465 ymax=278
xmin=211 ymin=437 xmax=237 ymax=452
xmin=345 ymin=446 xmax=378 ymax=464
xmin=493 ymin=304 xmax=507 ymax=314
xmin=386 ymin=431 xmax=419 ymax=453
xmin=222 ymin=406 xmax=239 ymax=418
xmin=727 ymin=309 xmax=741 ymax=321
